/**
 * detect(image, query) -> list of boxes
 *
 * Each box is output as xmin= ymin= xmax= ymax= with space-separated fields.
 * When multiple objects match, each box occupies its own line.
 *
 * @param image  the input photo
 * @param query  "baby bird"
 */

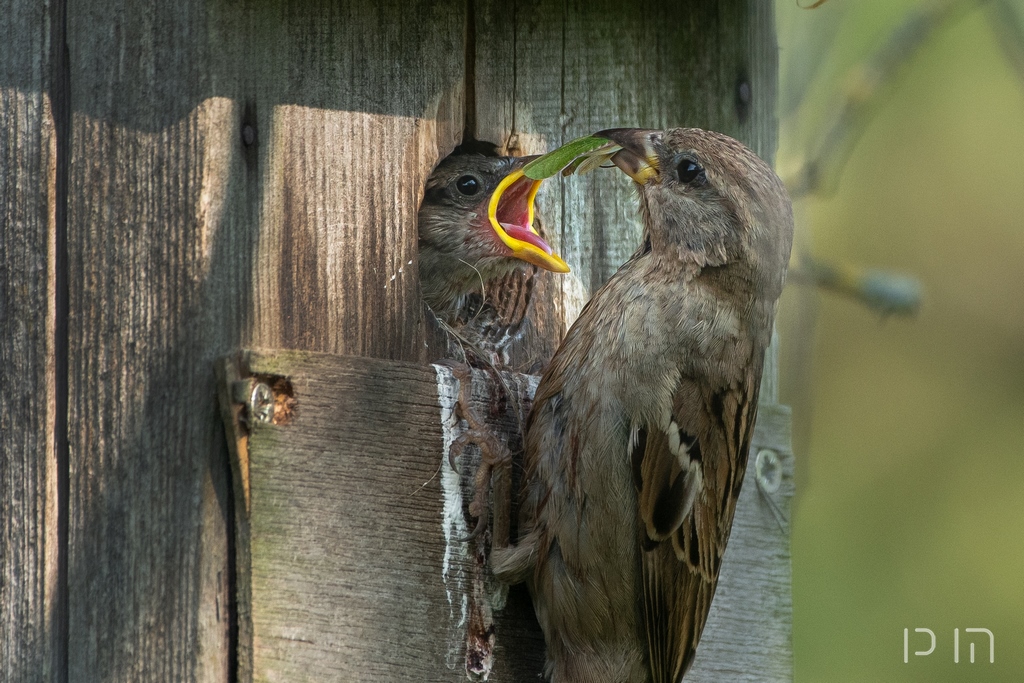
xmin=418 ymin=153 xmax=567 ymax=321
xmin=418 ymin=151 xmax=570 ymax=545
xmin=493 ymin=128 xmax=794 ymax=682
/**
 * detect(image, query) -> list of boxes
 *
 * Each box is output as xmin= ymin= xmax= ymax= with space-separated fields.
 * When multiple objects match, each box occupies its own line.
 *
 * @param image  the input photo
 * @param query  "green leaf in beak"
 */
xmin=521 ymin=135 xmax=617 ymax=180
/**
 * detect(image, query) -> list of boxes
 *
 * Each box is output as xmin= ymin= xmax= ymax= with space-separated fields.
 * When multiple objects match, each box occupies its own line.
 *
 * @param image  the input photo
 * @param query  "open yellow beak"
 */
xmin=487 ymin=169 xmax=570 ymax=273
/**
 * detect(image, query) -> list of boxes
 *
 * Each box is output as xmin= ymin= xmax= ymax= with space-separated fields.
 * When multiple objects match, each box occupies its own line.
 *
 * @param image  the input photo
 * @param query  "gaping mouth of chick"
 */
xmin=487 ymin=169 xmax=570 ymax=273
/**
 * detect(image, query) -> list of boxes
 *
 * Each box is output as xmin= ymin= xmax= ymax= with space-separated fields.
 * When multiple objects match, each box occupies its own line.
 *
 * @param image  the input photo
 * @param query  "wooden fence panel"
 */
xmin=65 ymin=1 xmax=463 ymax=680
xmin=0 ymin=1 xmax=63 ymax=681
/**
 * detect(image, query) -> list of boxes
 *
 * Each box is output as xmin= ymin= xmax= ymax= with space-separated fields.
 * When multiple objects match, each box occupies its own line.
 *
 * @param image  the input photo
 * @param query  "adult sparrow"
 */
xmin=493 ymin=128 xmax=794 ymax=682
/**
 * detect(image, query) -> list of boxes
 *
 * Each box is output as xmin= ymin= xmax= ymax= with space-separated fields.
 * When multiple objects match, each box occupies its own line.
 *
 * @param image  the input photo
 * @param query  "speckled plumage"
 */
xmin=492 ymin=129 xmax=794 ymax=682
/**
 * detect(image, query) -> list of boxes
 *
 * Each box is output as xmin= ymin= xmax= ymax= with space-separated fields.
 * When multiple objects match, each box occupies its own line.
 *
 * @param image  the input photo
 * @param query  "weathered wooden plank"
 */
xmin=0 ymin=0 xmax=62 ymax=679
xmin=65 ymin=1 xmax=465 ymax=680
xmin=473 ymin=0 xmax=782 ymax=355
xmin=66 ymin=94 xmax=237 ymax=683
xmin=220 ymin=351 xmax=544 ymax=681
xmin=64 ymin=9 xmax=248 ymax=681
xmin=223 ymin=1 xmax=466 ymax=360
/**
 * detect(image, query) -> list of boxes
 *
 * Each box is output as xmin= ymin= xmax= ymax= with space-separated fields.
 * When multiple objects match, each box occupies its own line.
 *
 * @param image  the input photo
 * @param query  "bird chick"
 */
xmin=419 ymin=153 xmax=569 ymax=549
xmin=492 ymin=128 xmax=794 ymax=683
xmin=418 ymin=153 xmax=568 ymax=321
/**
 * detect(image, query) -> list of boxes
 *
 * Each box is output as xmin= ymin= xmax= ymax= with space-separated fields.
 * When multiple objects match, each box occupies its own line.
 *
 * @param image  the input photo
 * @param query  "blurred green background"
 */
xmin=774 ymin=1 xmax=1024 ymax=681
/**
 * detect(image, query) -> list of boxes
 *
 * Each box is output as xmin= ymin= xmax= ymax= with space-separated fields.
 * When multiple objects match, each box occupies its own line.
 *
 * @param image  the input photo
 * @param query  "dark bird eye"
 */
xmin=675 ymin=158 xmax=705 ymax=185
xmin=455 ymin=175 xmax=481 ymax=196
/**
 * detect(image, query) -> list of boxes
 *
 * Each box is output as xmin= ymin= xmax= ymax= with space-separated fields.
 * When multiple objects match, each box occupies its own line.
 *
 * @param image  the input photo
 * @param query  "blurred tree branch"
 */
xmin=985 ymin=0 xmax=1024 ymax=89
xmin=779 ymin=5 xmax=850 ymax=118
xmin=784 ymin=0 xmax=987 ymax=200
xmin=789 ymin=254 xmax=922 ymax=317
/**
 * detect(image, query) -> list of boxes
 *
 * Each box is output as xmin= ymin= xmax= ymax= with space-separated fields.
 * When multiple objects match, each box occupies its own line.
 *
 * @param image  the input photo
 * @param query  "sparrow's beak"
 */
xmin=487 ymin=161 xmax=570 ymax=274
xmin=593 ymin=128 xmax=661 ymax=185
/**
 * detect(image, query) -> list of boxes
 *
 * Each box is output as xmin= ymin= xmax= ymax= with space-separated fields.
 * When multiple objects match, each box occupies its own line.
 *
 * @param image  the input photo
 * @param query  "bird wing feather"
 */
xmin=636 ymin=359 xmax=762 ymax=683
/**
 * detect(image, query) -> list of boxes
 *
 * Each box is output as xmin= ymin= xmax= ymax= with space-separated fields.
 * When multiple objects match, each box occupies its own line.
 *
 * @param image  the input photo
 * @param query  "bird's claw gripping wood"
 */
xmin=444 ymin=363 xmax=513 ymax=546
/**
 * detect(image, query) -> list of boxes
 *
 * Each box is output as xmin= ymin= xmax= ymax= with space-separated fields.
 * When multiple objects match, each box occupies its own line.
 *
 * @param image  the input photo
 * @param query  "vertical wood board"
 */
xmin=64 ymin=1 xmax=465 ymax=680
xmin=0 ymin=0 xmax=62 ymax=679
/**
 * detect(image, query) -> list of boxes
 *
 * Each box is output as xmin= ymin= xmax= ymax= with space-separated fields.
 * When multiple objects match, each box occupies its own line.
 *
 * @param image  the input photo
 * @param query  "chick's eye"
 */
xmin=455 ymin=175 xmax=481 ymax=196
xmin=675 ymin=158 xmax=705 ymax=185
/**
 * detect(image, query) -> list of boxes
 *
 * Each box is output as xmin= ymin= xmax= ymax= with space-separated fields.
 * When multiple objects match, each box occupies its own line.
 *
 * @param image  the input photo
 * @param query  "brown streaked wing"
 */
xmin=639 ymin=363 xmax=762 ymax=683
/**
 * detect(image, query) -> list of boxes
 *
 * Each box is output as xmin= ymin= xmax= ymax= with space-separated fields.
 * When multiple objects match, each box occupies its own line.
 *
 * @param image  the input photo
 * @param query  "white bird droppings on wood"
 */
xmin=433 ymin=363 xmax=471 ymax=670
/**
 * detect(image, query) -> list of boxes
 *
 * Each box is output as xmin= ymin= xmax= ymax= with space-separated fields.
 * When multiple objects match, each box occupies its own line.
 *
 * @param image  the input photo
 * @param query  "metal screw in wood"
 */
xmin=755 ymin=448 xmax=782 ymax=495
xmin=248 ymin=383 xmax=274 ymax=424
xmin=232 ymin=379 xmax=274 ymax=425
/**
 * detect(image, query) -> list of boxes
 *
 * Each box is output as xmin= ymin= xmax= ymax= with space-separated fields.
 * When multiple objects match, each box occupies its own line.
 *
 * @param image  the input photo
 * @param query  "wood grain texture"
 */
xmin=0 ymin=0 xmax=61 ymax=679
xmin=64 ymin=1 xmax=464 ymax=681
xmin=28 ymin=0 xmax=788 ymax=680
xmin=232 ymin=1 xmax=466 ymax=359
xmin=67 ymin=95 xmax=237 ymax=683
xmin=474 ymin=0 xmax=781 ymax=336
xmin=227 ymin=351 xmax=545 ymax=681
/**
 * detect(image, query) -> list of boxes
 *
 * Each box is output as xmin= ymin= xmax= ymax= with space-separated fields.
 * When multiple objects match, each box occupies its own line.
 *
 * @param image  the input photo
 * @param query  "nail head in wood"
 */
xmin=755 ymin=448 xmax=782 ymax=495
xmin=736 ymin=76 xmax=752 ymax=123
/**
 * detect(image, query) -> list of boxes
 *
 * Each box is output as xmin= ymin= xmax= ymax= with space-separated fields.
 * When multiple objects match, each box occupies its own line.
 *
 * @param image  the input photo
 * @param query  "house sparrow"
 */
xmin=492 ymin=128 xmax=794 ymax=682
xmin=418 ymin=153 xmax=568 ymax=320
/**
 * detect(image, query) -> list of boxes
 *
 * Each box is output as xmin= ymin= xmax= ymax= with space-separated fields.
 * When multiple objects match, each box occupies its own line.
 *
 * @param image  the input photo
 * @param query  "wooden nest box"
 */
xmin=2 ymin=1 xmax=792 ymax=682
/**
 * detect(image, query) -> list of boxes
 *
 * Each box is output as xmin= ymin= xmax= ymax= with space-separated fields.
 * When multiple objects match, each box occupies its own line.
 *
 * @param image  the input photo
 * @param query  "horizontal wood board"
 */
xmin=239 ymin=350 xmax=546 ymax=681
